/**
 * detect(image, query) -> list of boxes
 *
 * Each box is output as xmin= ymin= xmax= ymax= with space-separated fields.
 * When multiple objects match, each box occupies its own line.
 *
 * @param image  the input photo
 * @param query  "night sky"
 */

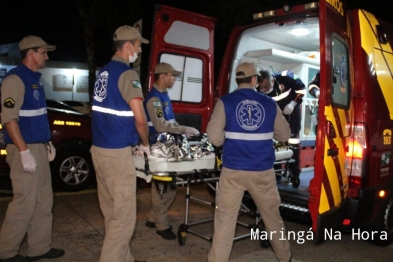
xmin=1 ymin=0 xmax=393 ymax=66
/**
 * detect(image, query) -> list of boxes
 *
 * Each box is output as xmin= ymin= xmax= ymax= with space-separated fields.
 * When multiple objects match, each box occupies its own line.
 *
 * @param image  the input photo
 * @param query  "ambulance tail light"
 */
xmin=345 ymin=123 xmax=368 ymax=197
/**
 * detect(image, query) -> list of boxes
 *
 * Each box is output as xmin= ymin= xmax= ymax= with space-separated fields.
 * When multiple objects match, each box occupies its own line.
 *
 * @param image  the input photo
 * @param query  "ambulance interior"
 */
xmin=230 ymin=17 xmax=321 ymax=209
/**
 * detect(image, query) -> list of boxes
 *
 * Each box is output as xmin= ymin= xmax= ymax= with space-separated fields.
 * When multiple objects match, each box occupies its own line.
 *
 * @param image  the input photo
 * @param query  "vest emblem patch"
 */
xmin=236 ymin=99 xmax=265 ymax=131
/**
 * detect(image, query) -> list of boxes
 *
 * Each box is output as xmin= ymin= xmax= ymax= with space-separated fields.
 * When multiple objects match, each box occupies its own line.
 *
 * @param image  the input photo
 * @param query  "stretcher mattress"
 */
xmin=275 ymin=147 xmax=293 ymax=161
xmin=134 ymin=146 xmax=293 ymax=182
xmin=134 ymin=153 xmax=216 ymax=182
xmin=134 ymin=153 xmax=216 ymax=173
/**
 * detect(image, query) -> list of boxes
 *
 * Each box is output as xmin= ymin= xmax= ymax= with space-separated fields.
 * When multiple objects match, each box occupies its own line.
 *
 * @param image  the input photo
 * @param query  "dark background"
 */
xmin=1 ymin=0 xmax=392 ymax=70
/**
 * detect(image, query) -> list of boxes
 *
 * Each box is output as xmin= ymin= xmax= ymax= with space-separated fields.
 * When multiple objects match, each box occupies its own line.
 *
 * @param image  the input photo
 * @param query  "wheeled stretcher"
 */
xmin=134 ymin=144 xmax=296 ymax=246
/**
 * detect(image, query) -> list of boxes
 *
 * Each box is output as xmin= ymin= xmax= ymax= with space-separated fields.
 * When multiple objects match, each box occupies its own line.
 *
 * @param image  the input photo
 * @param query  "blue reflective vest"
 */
xmin=143 ymin=87 xmax=175 ymax=138
xmin=91 ymin=60 xmax=139 ymax=148
xmin=3 ymin=64 xmax=51 ymax=144
xmin=221 ymin=88 xmax=276 ymax=171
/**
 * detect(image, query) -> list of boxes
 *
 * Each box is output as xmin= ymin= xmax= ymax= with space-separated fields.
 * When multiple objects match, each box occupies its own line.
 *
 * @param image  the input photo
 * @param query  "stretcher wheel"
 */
xmin=177 ymin=223 xmax=187 ymax=246
xmin=292 ymin=176 xmax=300 ymax=188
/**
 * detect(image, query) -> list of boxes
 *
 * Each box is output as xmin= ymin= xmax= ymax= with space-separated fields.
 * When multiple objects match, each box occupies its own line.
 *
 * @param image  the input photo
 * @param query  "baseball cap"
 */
xmin=19 ymin=35 xmax=56 ymax=51
xmin=113 ymin=25 xmax=149 ymax=44
xmin=235 ymin=63 xmax=260 ymax=79
xmin=154 ymin=62 xmax=182 ymax=76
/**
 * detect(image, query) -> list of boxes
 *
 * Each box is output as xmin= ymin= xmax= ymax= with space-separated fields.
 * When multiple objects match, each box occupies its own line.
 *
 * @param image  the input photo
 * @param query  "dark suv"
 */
xmin=0 ymin=101 xmax=94 ymax=192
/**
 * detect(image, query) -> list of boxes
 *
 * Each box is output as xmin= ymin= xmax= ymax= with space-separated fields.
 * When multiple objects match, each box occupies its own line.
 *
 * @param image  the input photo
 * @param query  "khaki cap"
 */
xmin=236 ymin=62 xmax=260 ymax=79
xmin=113 ymin=25 xmax=149 ymax=44
xmin=19 ymin=35 xmax=56 ymax=51
xmin=154 ymin=62 xmax=182 ymax=76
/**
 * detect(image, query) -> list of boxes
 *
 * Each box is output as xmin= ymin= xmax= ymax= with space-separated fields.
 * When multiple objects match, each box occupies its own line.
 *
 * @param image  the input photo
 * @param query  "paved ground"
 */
xmin=1 ymin=183 xmax=393 ymax=262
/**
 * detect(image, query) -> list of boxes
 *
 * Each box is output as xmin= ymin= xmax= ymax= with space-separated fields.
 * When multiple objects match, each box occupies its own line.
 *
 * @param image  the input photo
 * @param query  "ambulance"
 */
xmin=146 ymin=0 xmax=393 ymax=245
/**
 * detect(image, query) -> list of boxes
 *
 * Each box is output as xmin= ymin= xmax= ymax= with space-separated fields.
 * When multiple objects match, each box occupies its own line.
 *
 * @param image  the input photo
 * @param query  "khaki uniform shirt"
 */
xmin=145 ymin=83 xmax=186 ymax=134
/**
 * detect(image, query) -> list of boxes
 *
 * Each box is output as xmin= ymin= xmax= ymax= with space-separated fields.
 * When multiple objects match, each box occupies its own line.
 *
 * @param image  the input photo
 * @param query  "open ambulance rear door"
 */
xmin=212 ymin=0 xmax=354 ymax=241
xmin=308 ymin=0 xmax=354 ymax=241
xmin=146 ymin=5 xmax=216 ymax=133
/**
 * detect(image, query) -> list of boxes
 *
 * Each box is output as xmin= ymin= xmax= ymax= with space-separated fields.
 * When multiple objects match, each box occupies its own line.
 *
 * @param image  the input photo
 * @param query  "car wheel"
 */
xmin=51 ymin=147 xmax=94 ymax=192
xmin=369 ymin=197 xmax=393 ymax=246
xmin=177 ymin=223 xmax=188 ymax=246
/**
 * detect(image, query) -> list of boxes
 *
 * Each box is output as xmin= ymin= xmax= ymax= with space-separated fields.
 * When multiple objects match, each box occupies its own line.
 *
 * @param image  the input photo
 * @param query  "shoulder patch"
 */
xmin=156 ymin=109 xmax=163 ymax=118
xmin=153 ymin=101 xmax=162 ymax=108
xmin=132 ymin=81 xmax=142 ymax=88
xmin=3 ymin=97 xmax=15 ymax=108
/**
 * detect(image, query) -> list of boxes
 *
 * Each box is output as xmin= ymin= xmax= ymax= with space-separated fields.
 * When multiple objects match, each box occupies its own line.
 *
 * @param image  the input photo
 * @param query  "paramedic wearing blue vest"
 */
xmin=143 ymin=62 xmax=199 ymax=240
xmin=0 ymin=36 xmax=64 ymax=262
xmin=207 ymin=63 xmax=292 ymax=262
xmin=257 ymin=70 xmax=305 ymax=179
xmin=91 ymin=25 xmax=149 ymax=262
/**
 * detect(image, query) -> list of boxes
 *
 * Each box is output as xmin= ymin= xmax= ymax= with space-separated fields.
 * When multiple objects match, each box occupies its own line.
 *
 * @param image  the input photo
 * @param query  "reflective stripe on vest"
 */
xmin=92 ymin=105 xmax=134 ymax=117
xmin=225 ymin=131 xmax=273 ymax=141
xmin=19 ymin=107 xmax=47 ymax=117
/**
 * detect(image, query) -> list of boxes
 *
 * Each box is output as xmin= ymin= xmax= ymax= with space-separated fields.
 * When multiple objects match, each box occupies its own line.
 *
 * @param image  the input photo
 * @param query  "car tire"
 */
xmin=369 ymin=197 xmax=393 ymax=246
xmin=51 ymin=146 xmax=94 ymax=192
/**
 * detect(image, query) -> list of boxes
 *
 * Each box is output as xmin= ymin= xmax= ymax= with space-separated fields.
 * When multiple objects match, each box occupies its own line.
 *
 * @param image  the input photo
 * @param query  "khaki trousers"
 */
xmin=0 ymin=144 xmax=53 ymax=259
xmin=91 ymin=146 xmax=137 ymax=262
xmin=148 ymin=180 xmax=177 ymax=230
xmin=208 ymin=167 xmax=291 ymax=262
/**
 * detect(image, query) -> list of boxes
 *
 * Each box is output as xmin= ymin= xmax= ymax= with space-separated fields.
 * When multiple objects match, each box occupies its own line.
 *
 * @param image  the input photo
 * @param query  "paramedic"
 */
xmin=0 ymin=35 xmax=64 ymax=261
xmin=257 ymin=70 xmax=305 ymax=179
xmin=90 ymin=25 xmax=149 ymax=262
xmin=207 ymin=62 xmax=292 ymax=262
xmin=143 ymin=62 xmax=199 ymax=240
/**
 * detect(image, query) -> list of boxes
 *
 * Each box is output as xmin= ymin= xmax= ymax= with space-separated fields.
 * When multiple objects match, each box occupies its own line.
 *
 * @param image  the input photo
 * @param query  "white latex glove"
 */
xmin=314 ymin=90 xmax=320 ymax=99
xmin=138 ymin=144 xmax=150 ymax=157
xmin=20 ymin=149 xmax=37 ymax=173
xmin=283 ymin=100 xmax=297 ymax=115
xmin=185 ymin=126 xmax=200 ymax=138
xmin=46 ymin=141 xmax=56 ymax=162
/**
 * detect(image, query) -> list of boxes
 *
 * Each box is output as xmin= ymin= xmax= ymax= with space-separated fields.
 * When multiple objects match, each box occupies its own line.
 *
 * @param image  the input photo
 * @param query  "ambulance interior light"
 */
xmin=289 ymin=28 xmax=310 ymax=36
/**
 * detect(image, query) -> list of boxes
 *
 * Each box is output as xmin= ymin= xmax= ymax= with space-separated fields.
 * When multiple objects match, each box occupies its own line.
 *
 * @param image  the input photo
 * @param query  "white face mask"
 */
xmin=128 ymin=44 xmax=138 ymax=63
xmin=262 ymin=87 xmax=273 ymax=94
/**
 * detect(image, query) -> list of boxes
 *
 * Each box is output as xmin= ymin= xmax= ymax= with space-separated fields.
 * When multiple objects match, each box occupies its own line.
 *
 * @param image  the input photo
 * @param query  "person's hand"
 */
xmin=185 ymin=127 xmax=200 ymax=138
xmin=283 ymin=101 xmax=297 ymax=115
xmin=20 ymin=149 xmax=37 ymax=173
xmin=46 ymin=141 xmax=56 ymax=162
xmin=138 ymin=144 xmax=150 ymax=157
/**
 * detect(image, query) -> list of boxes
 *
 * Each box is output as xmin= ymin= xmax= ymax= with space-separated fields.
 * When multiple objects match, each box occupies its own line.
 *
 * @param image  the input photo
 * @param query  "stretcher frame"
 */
xmin=136 ymin=156 xmax=296 ymax=246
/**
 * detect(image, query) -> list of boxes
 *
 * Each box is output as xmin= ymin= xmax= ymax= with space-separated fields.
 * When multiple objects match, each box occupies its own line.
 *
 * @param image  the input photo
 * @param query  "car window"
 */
xmin=62 ymin=100 xmax=85 ymax=107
